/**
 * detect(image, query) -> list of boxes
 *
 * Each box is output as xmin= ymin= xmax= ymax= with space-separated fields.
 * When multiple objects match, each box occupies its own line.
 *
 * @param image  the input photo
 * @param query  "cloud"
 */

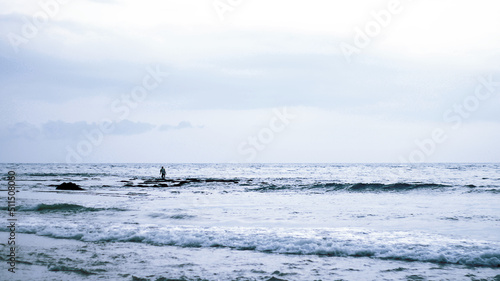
xmin=159 ymin=121 xmax=201 ymax=131
xmin=1 ymin=0 xmax=499 ymax=163
xmin=42 ymin=121 xmax=90 ymax=139
xmin=113 ymin=120 xmax=155 ymax=135
xmin=2 ymin=120 xmax=156 ymax=140
xmin=4 ymin=122 xmax=41 ymax=140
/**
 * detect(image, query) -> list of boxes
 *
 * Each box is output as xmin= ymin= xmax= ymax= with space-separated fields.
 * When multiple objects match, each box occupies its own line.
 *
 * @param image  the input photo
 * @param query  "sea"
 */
xmin=0 ymin=163 xmax=499 ymax=281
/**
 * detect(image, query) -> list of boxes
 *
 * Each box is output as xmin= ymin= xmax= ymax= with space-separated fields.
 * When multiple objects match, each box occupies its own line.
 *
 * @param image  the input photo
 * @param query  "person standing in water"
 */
xmin=160 ymin=166 xmax=166 ymax=180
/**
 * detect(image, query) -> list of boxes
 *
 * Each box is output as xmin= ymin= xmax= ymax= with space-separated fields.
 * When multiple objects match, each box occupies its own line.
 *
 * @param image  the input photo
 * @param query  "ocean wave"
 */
xmin=48 ymin=265 xmax=96 ymax=276
xmin=248 ymin=182 xmax=450 ymax=192
xmin=148 ymin=212 xmax=196 ymax=220
xmin=9 ymin=225 xmax=500 ymax=268
xmin=347 ymin=183 xmax=448 ymax=191
xmin=0 ymin=203 xmax=126 ymax=212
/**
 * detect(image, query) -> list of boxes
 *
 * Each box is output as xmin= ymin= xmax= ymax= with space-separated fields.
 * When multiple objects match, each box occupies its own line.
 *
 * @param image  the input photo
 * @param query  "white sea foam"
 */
xmin=6 ymin=223 xmax=499 ymax=268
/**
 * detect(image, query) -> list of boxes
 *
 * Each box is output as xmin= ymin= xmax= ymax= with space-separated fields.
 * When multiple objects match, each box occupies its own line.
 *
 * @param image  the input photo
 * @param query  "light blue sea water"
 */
xmin=0 ymin=163 xmax=499 ymax=280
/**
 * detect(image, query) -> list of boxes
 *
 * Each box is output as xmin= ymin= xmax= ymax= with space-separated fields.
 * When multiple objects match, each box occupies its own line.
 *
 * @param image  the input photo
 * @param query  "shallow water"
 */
xmin=1 ymin=163 xmax=499 ymax=280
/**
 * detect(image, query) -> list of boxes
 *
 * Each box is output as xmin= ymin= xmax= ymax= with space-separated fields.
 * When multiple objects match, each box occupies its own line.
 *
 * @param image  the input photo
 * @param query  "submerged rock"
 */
xmin=123 ymin=177 xmax=242 ymax=188
xmin=266 ymin=277 xmax=287 ymax=281
xmin=56 ymin=182 xmax=84 ymax=190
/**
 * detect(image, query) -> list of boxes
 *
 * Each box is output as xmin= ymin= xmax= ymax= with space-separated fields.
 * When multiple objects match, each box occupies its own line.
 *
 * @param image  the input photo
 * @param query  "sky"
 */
xmin=0 ymin=0 xmax=499 ymax=163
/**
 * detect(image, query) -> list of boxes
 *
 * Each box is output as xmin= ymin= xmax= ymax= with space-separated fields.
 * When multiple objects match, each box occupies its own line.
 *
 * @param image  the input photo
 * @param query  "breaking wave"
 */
xmin=248 ymin=182 xmax=451 ymax=192
xmin=7 ymin=225 xmax=500 ymax=268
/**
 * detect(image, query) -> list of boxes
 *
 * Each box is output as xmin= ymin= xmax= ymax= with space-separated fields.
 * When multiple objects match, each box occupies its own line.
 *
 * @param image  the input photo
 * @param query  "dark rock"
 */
xmin=206 ymin=178 xmax=237 ymax=183
xmin=267 ymin=277 xmax=287 ymax=281
xmin=186 ymin=178 xmax=202 ymax=182
xmin=136 ymin=177 xmax=242 ymax=188
xmin=56 ymin=182 xmax=84 ymax=190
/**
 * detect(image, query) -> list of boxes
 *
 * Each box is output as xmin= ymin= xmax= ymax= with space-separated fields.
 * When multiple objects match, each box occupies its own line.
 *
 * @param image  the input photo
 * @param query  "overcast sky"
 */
xmin=1 ymin=0 xmax=499 ymax=163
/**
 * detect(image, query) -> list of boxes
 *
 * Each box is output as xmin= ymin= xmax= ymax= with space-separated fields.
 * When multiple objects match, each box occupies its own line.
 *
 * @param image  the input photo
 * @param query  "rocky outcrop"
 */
xmin=56 ymin=182 xmax=85 ymax=190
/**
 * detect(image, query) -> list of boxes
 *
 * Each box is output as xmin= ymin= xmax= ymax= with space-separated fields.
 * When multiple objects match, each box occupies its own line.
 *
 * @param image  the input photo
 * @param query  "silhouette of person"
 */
xmin=160 ymin=166 xmax=166 ymax=180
